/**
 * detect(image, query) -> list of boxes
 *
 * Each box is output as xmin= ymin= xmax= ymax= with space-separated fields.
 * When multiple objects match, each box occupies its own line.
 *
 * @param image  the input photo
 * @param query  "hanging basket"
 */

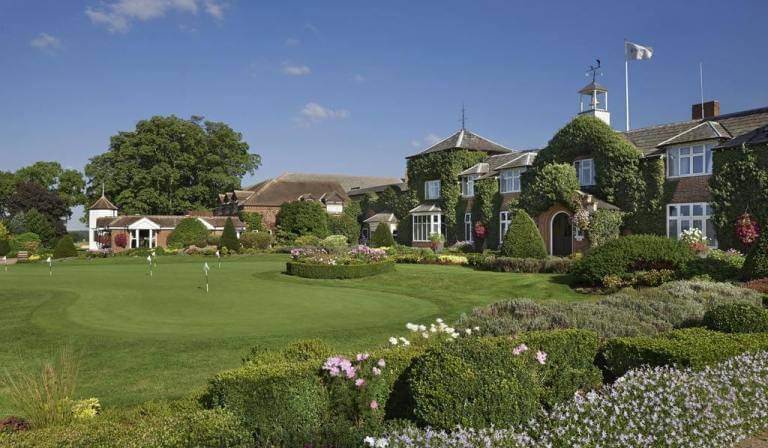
xmin=736 ymin=213 xmax=760 ymax=246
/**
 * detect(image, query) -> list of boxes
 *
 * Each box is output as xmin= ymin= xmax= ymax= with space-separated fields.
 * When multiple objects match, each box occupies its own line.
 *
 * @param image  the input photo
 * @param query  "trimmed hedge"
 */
xmin=286 ymin=260 xmax=395 ymax=279
xmin=599 ymin=328 xmax=768 ymax=381
xmin=703 ymin=303 xmax=768 ymax=333
xmin=467 ymin=254 xmax=572 ymax=274
xmin=239 ymin=231 xmax=271 ymax=250
xmin=572 ymin=234 xmax=695 ymax=285
xmin=499 ymin=209 xmax=547 ymax=259
xmin=371 ymin=224 xmax=395 ymax=248
xmin=167 ymin=217 xmax=209 ymax=248
xmin=53 ymin=235 xmax=77 ymax=259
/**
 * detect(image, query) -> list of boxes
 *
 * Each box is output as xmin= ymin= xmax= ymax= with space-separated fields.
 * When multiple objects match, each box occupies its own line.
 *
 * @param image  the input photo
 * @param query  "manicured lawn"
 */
xmin=0 ymin=254 xmax=587 ymax=415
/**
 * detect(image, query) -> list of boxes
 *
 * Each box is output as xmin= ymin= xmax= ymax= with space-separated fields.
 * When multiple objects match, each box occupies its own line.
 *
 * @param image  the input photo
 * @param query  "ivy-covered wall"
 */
xmin=470 ymin=176 xmax=502 ymax=249
xmin=624 ymin=156 xmax=667 ymax=235
xmin=406 ymin=149 xmax=487 ymax=243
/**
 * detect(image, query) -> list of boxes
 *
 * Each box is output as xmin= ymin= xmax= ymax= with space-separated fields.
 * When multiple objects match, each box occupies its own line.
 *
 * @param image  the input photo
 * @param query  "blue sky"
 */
xmin=2 ymin=0 xmax=767 ymax=228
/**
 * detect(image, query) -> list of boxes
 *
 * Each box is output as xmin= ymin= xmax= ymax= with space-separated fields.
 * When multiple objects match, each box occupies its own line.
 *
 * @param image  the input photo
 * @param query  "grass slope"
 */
xmin=0 ymin=254 xmax=586 ymax=415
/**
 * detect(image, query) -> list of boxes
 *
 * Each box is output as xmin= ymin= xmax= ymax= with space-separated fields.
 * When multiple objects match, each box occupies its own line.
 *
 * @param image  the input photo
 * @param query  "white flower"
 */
xmin=363 ymin=436 xmax=376 ymax=446
xmin=465 ymin=328 xmax=472 ymax=335
xmin=375 ymin=439 xmax=389 ymax=448
xmin=435 ymin=318 xmax=443 ymax=324
xmin=388 ymin=337 xmax=398 ymax=345
xmin=421 ymin=332 xmax=430 ymax=339
xmin=473 ymin=326 xmax=480 ymax=331
xmin=399 ymin=337 xmax=411 ymax=346
xmin=418 ymin=324 xmax=427 ymax=332
xmin=405 ymin=322 xmax=419 ymax=332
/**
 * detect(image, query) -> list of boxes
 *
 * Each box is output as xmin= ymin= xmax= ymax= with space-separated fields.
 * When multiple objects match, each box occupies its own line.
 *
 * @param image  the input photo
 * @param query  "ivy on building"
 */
xmin=471 ymin=176 xmax=502 ymax=249
xmin=519 ymin=163 xmax=580 ymax=217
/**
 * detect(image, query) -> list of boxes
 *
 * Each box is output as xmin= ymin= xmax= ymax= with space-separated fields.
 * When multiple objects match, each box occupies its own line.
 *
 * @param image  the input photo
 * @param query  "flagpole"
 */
xmin=624 ymin=39 xmax=630 ymax=131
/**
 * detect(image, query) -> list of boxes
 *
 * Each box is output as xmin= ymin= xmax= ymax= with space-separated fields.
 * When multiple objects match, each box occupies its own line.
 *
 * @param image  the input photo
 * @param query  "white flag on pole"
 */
xmin=46 ymin=256 xmax=52 ymax=265
xmin=625 ymin=41 xmax=653 ymax=60
xmin=204 ymin=262 xmax=210 ymax=273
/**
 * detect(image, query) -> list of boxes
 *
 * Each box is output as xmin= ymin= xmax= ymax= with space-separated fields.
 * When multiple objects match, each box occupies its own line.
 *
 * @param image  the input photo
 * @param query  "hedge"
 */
xmin=572 ymin=234 xmax=695 ymax=285
xmin=467 ymin=254 xmax=572 ymax=274
xmin=239 ymin=231 xmax=272 ymax=250
xmin=286 ymin=260 xmax=395 ymax=279
xmin=743 ymin=229 xmax=768 ymax=280
xmin=599 ymin=328 xmax=768 ymax=381
xmin=703 ymin=303 xmax=768 ymax=334
xmin=499 ymin=209 xmax=547 ymax=259
xmin=371 ymin=224 xmax=395 ymax=248
xmin=167 ymin=217 xmax=209 ymax=248
xmin=53 ymin=235 xmax=77 ymax=259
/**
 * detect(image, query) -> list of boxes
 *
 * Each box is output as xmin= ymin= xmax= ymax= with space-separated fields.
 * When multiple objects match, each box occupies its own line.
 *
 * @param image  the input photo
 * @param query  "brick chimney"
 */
xmin=692 ymin=100 xmax=720 ymax=120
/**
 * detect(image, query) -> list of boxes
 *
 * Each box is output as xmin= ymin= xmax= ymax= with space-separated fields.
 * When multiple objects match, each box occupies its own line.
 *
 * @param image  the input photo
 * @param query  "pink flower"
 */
xmin=512 ymin=344 xmax=528 ymax=356
xmin=356 ymin=353 xmax=370 ymax=362
xmin=355 ymin=378 xmax=366 ymax=388
xmin=369 ymin=400 xmax=379 ymax=410
xmin=372 ymin=367 xmax=382 ymax=376
xmin=344 ymin=366 xmax=357 ymax=379
xmin=377 ymin=359 xmax=386 ymax=368
xmin=536 ymin=350 xmax=547 ymax=365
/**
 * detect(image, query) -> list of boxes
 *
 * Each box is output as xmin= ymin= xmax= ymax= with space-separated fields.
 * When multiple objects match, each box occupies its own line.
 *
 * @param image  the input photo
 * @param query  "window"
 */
xmin=499 ymin=211 xmax=511 ymax=243
xmin=667 ymin=203 xmax=717 ymax=247
xmin=464 ymin=213 xmax=473 ymax=242
xmin=574 ymin=159 xmax=596 ymax=186
xmin=461 ymin=175 xmax=477 ymax=197
xmin=500 ymin=168 xmax=524 ymax=193
xmin=412 ymin=213 xmax=442 ymax=242
xmin=425 ymin=180 xmax=441 ymax=200
xmin=667 ymin=144 xmax=713 ymax=177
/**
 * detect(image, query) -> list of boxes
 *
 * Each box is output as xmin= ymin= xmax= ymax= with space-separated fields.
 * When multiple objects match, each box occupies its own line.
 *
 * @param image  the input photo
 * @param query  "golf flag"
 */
xmin=215 ymin=250 xmax=221 ymax=268
xmin=203 ymin=262 xmax=210 ymax=292
xmin=147 ymin=255 xmax=153 ymax=276
xmin=46 ymin=256 xmax=52 ymax=276
xmin=625 ymin=41 xmax=653 ymax=60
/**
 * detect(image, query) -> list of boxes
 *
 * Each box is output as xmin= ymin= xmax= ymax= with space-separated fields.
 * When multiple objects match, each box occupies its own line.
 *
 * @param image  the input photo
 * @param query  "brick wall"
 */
xmin=242 ymin=205 xmax=281 ymax=229
xmin=667 ymin=175 xmax=712 ymax=203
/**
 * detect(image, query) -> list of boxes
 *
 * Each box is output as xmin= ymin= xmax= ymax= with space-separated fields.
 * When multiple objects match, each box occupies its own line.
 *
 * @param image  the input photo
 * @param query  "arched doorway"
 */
xmin=551 ymin=212 xmax=572 ymax=256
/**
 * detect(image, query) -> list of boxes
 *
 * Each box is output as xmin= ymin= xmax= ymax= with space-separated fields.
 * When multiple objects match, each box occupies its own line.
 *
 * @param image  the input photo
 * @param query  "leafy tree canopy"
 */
xmin=84 ymin=116 xmax=261 ymax=215
xmin=276 ymin=200 xmax=329 ymax=238
xmin=24 ymin=208 xmax=56 ymax=245
xmin=15 ymin=161 xmax=86 ymax=209
xmin=7 ymin=182 xmax=70 ymax=237
xmin=167 ymin=217 xmax=209 ymax=248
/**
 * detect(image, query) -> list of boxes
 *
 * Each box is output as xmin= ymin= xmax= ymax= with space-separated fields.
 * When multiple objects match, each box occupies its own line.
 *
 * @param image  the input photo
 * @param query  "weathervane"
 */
xmin=586 ymin=59 xmax=603 ymax=83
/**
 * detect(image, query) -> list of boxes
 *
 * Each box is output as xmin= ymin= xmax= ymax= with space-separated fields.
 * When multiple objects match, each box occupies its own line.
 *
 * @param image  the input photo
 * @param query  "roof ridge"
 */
xmin=623 ymin=105 xmax=768 ymax=136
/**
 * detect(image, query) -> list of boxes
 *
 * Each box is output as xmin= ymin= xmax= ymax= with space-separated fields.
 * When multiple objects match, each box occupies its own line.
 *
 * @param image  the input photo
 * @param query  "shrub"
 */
xmin=240 ymin=211 xmax=265 ymax=232
xmin=286 ymin=260 xmax=395 ymax=279
xmin=500 ymin=209 xmax=547 ymax=259
xmin=467 ymin=254 xmax=572 ymax=274
xmin=220 ymin=217 xmax=240 ymax=252
xmin=167 ymin=218 xmax=209 ymax=248
xmin=114 ymin=233 xmax=127 ymax=248
xmin=294 ymin=234 xmax=321 ymax=247
xmin=743 ymin=229 xmax=768 ymax=280
xmin=587 ymin=209 xmax=624 ymax=248
xmin=276 ymin=200 xmax=329 ymax=238
xmin=10 ymin=232 xmax=41 ymax=254
xmin=703 ymin=303 xmax=768 ymax=333
xmin=239 ymin=231 xmax=271 ymax=250
xmin=405 ymin=337 xmax=543 ymax=430
xmin=202 ymin=361 xmax=329 ymax=447
xmin=328 ymin=213 xmax=361 ymax=246
xmin=572 ymin=234 xmax=695 ymax=285
xmin=23 ymin=209 xmax=56 ymax=246
xmin=0 ymin=238 xmax=10 ymax=256
xmin=599 ymin=327 xmax=768 ymax=381
xmin=320 ymin=234 xmax=349 ymax=252
xmin=519 ymin=163 xmax=580 ymax=218
xmin=371 ymin=224 xmax=395 ymax=248
xmin=52 ymin=235 xmax=77 ymax=259
xmin=744 ymin=277 xmax=768 ymax=294
xmin=684 ymin=248 xmax=745 ymax=281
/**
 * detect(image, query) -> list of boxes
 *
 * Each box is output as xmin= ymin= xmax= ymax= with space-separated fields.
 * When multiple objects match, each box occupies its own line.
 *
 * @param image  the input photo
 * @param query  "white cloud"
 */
xmin=30 ymin=33 xmax=62 ymax=51
xmin=299 ymin=102 xmax=349 ymax=124
xmin=411 ymin=133 xmax=442 ymax=148
xmin=85 ymin=0 xmax=224 ymax=33
xmin=281 ymin=63 xmax=311 ymax=76
xmin=284 ymin=37 xmax=300 ymax=46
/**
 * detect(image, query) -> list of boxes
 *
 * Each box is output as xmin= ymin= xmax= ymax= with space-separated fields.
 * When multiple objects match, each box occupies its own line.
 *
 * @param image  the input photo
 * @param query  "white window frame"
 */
xmin=412 ymin=213 xmax=442 ymax=242
xmin=666 ymin=202 xmax=717 ymax=247
xmin=461 ymin=175 xmax=477 ymax=198
xmin=464 ymin=212 xmax=473 ymax=242
xmin=499 ymin=168 xmax=524 ymax=193
xmin=499 ymin=211 xmax=512 ymax=243
xmin=574 ymin=159 xmax=596 ymax=187
xmin=666 ymin=144 xmax=714 ymax=178
xmin=424 ymin=180 xmax=441 ymax=200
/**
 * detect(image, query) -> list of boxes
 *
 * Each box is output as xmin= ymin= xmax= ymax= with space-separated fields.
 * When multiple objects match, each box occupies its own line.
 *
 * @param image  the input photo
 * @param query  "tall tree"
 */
xmin=15 ymin=161 xmax=86 ymax=208
xmin=84 ymin=116 xmax=261 ymax=215
xmin=0 ymin=171 xmax=17 ymax=217
xmin=7 ymin=182 xmax=70 ymax=236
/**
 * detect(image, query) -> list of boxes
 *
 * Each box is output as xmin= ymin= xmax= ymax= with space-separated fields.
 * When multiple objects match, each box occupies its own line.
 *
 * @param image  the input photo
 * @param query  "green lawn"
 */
xmin=0 ymin=254 xmax=587 ymax=415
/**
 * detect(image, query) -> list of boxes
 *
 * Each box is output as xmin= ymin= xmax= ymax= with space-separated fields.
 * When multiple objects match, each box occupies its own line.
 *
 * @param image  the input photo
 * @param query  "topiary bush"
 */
xmin=167 ymin=217 xmax=209 ymax=248
xmin=499 ymin=209 xmax=547 ymax=259
xmin=239 ymin=231 xmax=272 ymax=250
xmin=286 ymin=260 xmax=395 ymax=279
xmin=743 ymin=229 xmax=768 ymax=280
xmin=572 ymin=234 xmax=695 ymax=286
xmin=276 ymin=200 xmax=329 ymax=239
xmin=220 ymin=217 xmax=240 ymax=252
xmin=371 ymin=224 xmax=395 ymax=248
xmin=52 ymin=235 xmax=77 ymax=259
xmin=703 ymin=303 xmax=768 ymax=334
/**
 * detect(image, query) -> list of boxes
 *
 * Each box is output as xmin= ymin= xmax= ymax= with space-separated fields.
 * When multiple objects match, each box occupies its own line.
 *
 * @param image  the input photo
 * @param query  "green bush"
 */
xmin=320 ymin=234 xmax=349 ymax=252
xmin=684 ymin=248 xmax=745 ymax=281
xmin=405 ymin=337 xmax=542 ymax=430
xmin=328 ymin=214 xmax=361 ymax=246
xmin=239 ymin=231 xmax=271 ymax=250
xmin=572 ymin=234 xmax=695 ymax=285
xmin=467 ymin=254 xmax=572 ymax=274
xmin=220 ymin=217 xmax=240 ymax=252
xmin=0 ymin=239 xmax=10 ymax=256
xmin=599 ymin=328 xmax=768 ymax=381
xmin=10 ymin=232 xmax=41 ymax=254
xmin=500 ymin=209 xmax=547 ymax=259
xmin=276 ymin=200 xmax=329 ymax=239
xmin=587 ymin=209 xmax=624 ymax=248
xmin=167 ymin=218 xmax=209 ymax=248
xmin=294 ymin=234 xmax=321 ymax=247
xmin=24 ymin=208 xmax=56 ymax=246
xmin=286 ymin=260 xmax=395 ymax=279
xmin=53 ymin=235 xmax=77 ymax=259
xmin=519 ymin=163 xmax=580 ymax=218
xmin=371 ymin=224 xmax=395 ymax=248
xmin=743 ymin=230 xmax=768 ymax=280
xmin=240 ymin=212 xmax=265 ymax=232
xmin=703 ymin=303 xmax=768 ymax=333
xmin=202 ymin=361 xmax=329 ymax=447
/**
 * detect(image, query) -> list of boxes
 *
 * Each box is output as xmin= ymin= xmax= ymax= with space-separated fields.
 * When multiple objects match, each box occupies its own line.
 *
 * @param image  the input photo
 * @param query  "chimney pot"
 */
xmin=692 ymin=100 xmax=720 ymax=120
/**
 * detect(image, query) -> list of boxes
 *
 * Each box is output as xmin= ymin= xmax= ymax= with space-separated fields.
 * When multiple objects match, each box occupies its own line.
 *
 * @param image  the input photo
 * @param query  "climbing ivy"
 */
xmin=624 ymin=156 xmax=667 ymax=235
xmin=519 ymin=163 xmax=580 ymax=217
xmin=471 ymin=176 xmax=501 ymax=249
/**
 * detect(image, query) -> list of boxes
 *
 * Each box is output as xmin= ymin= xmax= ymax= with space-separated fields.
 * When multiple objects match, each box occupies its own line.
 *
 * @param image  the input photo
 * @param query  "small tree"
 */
xmin=240 ymin=212 xmax=265 ymax=232
xmin=329 ymin=213 xmax=361 ymax=245
xmin=500 ymin=209 xmax=547 ymax=259
xmin=167 ymin=217 xmax=209 ymax=248
xmin=0 ymin=222 xmax=8 ymax=241
xmin=220 ymin=217 xmax=240 ymax=252
xmin=0 ymin=238 xmax=10 ymax=256
xmin=276 ymin=200 xmax=329 ymax=238
xmin=743 ymin=229 xmax=768 ymax=280
xmin=53 ymin=235 xmax=78 ymax=259
xmin=371 ymin=224 xmax=395 ymax=247
xmin=24 ymin=209 xmax=56 ymax=246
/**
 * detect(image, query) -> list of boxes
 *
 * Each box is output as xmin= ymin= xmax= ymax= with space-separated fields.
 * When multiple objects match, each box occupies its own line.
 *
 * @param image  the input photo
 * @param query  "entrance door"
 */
xmin=551 ymin=213 xmax=572 ymax=256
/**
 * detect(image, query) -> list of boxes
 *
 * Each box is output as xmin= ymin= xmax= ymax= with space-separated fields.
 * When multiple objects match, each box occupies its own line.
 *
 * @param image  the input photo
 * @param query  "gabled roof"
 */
xmin=407 ymin=129 xmax=514 ymax=158
xmin=95 ymin=215 xmax=245 ymax=229
xmin=364 ymin=213 xmax=398 ymax=224
xmin=409 ymin=203 xmax=442 ymax=214
xmin=656 ymin=121 xmax=731 ymax=147
xmin=89 ymin=195 xmax=118 ymax=210
xmin=716 ymin=124 xmax=768 ymax=149
xmin=266 ymin=173 xmax=403 ymax=193
xmin=458 ymin=163 xmax=490 ymax=176
xmin=494 ymin=152 xmax=537 ymax=170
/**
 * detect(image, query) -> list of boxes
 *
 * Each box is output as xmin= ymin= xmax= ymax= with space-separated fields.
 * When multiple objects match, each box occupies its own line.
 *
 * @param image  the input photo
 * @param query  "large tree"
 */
xmin=7 ymin=181 xmax=70 ymax=236
xmin=14 ymin=161 xmax=86 ymax=209
xmin=0 ymin=171 xmax=16 ymax=217
xmin=84 ymin=116 xmax=261 ymax=215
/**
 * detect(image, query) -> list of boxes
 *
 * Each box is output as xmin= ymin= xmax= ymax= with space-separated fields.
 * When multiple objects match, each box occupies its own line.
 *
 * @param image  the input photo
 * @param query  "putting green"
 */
xmin=0 ymin=254 xmax=586 ymax=414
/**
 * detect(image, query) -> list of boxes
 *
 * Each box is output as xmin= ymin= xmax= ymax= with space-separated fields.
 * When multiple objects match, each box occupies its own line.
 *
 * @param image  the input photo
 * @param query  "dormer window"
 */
xmin=425 ymin=180 xmax=441 ymax=200
xmin=499 ymin=168 xmax=524 ymax=193
xmin=667 ymin=144 xmax=713 ymax=177
xmin=574 ymin=159 xmax=596 ymax=186
xmin=461 ymin=175 xmax=477 ymax=197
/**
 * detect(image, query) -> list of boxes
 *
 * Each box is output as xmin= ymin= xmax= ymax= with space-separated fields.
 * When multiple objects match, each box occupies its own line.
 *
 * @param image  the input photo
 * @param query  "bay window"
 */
xmin=461 ymin=175 xmax=477 ymax=197
xmin=499 ymin=168 xmax=524 ymax=193
xmin=667 ymin=202 xmax=717 ymax=247
xmin=425 ymin=180 xmax=441 ymax=200
xmin=574 ymin=159 xmax=596 ymax=186
xmin=412 ymin=213 xmax=442 ymax=242
xmin=667 ymin=144 xmax=713 ymax=177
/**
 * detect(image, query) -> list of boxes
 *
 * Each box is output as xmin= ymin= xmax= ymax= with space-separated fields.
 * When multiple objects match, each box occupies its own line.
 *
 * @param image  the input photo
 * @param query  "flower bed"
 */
xmin=287 ymin=245 xmax=394 ymax=279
